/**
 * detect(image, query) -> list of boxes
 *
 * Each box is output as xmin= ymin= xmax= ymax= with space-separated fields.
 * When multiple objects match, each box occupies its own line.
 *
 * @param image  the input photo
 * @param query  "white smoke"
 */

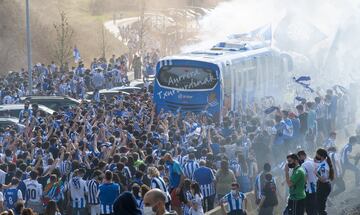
xmin=183 ymin=0 xmax=360 ymax=87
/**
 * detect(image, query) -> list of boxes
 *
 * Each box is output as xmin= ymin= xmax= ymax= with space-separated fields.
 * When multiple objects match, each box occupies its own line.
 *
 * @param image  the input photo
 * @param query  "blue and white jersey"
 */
xmin=4 ymin=187 xmax=22 ymax=210
xmin=282 ymin=118 xmax=294 ymax=138
xmin=323 ymin=138 xmax=336 ymax=149
xmin=98 ymin=183 xmax=120 ymax=214
xmin=221 ymin=192 xmax=246 ymax=212
xmin=183 ymin=190 xmax=192 ymax=215
xmin=301 ymin=158 xmax=317 ymax=193
xmin=58 ymin=160 xmax=72 ymax=177
xmin=69 ymin=176 xmax=88 ymax=208
xmin=254 ymin=172 xmax=263 ymax=201
xmin=341 ymin=143 xmax=352 ymax=164
xmin=92 ymin=72 xmax=105 ymax=89
xmin=24 ymin=179 xmax=43 ymax=203
xmin=135 ymin=196 xmax=143 ymax=210
xmin=175 ymin=154 xmax=188 ymax=166
xmin=193 ymin=167 xmax=216 ymax=197
xmin=182 ymin=160 xmax=199 ymax=179
xmin=87 ymin=179 xmax=99 ymax=205
xmin=317 ymin=160 xmax=330 ymax=183
xmin=2 ymin=95 xmax=14 ymax=104
xmin=329 ymin=152 xmax=342 ymax=178
xmin=19 ymin=109 xmax=32 ymax=123
xmin=122 ymin=166 xmax=132 ymax=180
xmin=151 ymin=176 xmax=171 ymax=203
xmin=316 ymin=102 xmax=327 ymax=119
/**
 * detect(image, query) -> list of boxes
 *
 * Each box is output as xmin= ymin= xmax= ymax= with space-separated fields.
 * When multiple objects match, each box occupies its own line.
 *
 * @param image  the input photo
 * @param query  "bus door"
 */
xmin=221 ymin=62 xmax=232 ymax=112
xmin=243 ymin=58 xmax=257 ymax=107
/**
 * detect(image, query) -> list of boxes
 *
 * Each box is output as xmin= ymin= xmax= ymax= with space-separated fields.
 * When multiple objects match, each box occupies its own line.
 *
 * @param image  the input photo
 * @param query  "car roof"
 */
xmin=0 ymin=117 xmax=20 ymax=123
xmin=86 ymin=90 xmax=130 ymax=95
xmin=110 ymin=86 xmax=142 ymax=90
xmin=0 ymin=104 xmax=55 ymax=114
xmin=20 ymin=96 xmax=80 ymax=103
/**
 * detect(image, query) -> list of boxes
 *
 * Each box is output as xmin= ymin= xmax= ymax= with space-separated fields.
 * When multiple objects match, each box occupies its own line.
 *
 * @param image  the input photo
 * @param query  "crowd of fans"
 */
xmin=0 ymin=57 xmax=359 ymax=215
xmin=0 ymin=51 xmax=159 ymax=103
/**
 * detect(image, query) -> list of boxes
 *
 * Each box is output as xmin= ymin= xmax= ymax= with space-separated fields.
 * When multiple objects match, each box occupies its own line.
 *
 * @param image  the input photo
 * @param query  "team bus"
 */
xmin=153 ymin=40 xmax=293 ymax=119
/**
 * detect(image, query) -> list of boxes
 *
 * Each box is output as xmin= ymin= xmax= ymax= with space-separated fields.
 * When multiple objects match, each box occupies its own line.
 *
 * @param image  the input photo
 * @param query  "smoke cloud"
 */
xmin=183 ymin=0 xmax=360 ymax=88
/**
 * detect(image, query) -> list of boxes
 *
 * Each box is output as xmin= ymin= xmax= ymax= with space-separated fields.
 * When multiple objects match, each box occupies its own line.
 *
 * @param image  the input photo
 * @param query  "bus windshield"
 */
xmin=158 ymin=66 xmax=217 ymax=90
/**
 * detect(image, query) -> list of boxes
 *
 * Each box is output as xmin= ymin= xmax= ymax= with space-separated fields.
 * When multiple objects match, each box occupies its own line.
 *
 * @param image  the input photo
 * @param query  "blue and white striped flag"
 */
xmin=73 ymin=46 xmax=81 ymax=63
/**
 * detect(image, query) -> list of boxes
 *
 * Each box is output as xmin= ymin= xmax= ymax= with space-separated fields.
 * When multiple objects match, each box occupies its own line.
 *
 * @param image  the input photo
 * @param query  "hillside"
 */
xmin=0 ymin=0 xmax=220 ymax=73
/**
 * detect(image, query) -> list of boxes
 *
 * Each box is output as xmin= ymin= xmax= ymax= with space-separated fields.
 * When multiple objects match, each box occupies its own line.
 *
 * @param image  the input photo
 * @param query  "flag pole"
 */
xmin=25 ymin=0 xmax=33 ymax=95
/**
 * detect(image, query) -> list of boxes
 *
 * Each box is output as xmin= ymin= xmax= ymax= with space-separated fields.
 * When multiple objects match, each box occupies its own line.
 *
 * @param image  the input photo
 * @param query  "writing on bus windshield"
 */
xmin=158 ymin=66 xmax=217 ymax=90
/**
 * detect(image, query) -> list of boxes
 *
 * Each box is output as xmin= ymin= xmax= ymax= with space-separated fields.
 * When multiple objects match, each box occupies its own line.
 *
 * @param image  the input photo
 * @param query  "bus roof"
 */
xmin=159 ymin=41 xmax=277 ymax=66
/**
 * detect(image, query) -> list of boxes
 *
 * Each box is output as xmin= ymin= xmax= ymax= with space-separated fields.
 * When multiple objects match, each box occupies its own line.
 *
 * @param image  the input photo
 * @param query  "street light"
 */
xmin=25 ymin=0 xmax=33 ymax=95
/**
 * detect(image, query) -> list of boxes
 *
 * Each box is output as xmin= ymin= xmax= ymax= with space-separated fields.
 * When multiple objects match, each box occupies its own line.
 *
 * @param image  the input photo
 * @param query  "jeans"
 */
xmin=72 ymin=207 xmax=87 ymax=215
xmin=284 ymin=198 xmax=305 ymax=215
xmin=304 ymin=192 xmax=317 ymax=215
xmin=317 ymin=182 xmax=331 ymax=215
xmin=203 ymin=195 xmax=215 ymax=212
xmin=89 ymin=204 xmax=100 ymax=215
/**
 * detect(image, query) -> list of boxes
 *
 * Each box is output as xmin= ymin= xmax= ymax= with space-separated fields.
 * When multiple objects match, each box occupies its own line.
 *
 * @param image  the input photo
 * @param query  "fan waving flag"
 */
xmin=73 ymin=46 xmax=81 ymax=63
xmin=293 ymin=76 xmax=315 ymax=93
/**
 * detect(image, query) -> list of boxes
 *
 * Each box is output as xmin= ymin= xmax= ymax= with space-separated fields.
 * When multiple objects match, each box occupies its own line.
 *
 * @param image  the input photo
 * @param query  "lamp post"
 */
xmin=25 ymin=0 xmax=33 ymax=95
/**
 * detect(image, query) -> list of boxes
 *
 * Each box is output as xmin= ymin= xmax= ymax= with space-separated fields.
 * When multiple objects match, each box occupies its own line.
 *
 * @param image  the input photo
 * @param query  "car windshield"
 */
xmin=158 ymin=66 xmax=217 ymax=90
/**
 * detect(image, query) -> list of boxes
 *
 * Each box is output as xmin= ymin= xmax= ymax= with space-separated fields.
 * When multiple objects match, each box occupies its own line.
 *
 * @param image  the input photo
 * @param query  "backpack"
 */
xmin=263 ymin=180 xmax=278 ymax=207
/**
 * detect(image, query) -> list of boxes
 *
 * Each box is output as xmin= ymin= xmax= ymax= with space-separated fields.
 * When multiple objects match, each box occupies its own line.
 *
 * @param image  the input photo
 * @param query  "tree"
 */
xmin=99 ymin=24 xmax=108 ymax=59
xmin=53 ymin=11 xmax=74 ymax=68
xmin=137 ymin=0 xmax=147 ymax=54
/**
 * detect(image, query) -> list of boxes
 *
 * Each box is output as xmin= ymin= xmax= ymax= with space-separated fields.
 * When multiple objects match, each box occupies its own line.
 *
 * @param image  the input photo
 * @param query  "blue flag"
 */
xmin=293 ymin=76 xmax=315 ymax=93
xmin=293 ymin=76 xmax=311 ymax=82
xmin=333 ymin=85 xmax=347 ymax=94
xmin=295 ymin=96 xmax=306 ymax=102
xmin=264 ymin=106 xmax=278 ymax=114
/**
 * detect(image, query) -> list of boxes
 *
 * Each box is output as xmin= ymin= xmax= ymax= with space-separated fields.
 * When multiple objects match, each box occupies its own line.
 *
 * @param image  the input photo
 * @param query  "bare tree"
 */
xmin=53 ymin=11 xmax=74 ymax=68
xmin=97 ymin=23 xmax=112 ymax=60
xmin=137 ymin=0 xmax=147 ymax=54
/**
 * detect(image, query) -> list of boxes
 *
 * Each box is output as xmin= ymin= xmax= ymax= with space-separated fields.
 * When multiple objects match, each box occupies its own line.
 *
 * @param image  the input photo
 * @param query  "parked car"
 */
xmin=20 ymin=96 xmax=81 ymax=111
xmin=109 ymin=86 xmax=142 ymax=94
xmin=0 ymin=104 xmax=55 ymax=119
xmin=130 ymin=79 xmax=154 ymax=88
xmin=0 ymin=117 xmax=25 ymax=132
xmin=85 ymin=89 xmax=130 ymax=101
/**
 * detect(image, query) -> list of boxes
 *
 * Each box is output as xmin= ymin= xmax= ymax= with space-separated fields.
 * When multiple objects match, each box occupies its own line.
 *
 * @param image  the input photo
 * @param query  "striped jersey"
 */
xmin=254 ymin=172 xmax=265 ymax=201
xmin=87 ymin=179 xmax=100 ymax=205
xmin=176 ymin=155 xmax=188 ymax=166
xmin=151 ymin=176 xmax=171 ymax=203
xmin=69 ymin=176 xmax=88 ymax=208
xmin=317 ymin=160 xmax=330 ymax=182
xmin=58 ymin=160 xmax=72 ymax=177
xmin=192 ymin=166 xmax=216 ymax=197
xmin=222 ymin=192 xmax=246 ymax=212
xmin=98 ymin=183 xmax=120 ymax=214
xmin=182 ymin=160 xmax=199 ymax=179
xmin=329 ymin=152 xmax=342 ymax=178
xmin=341 ymin=143 xmax=352 ymax=164
xmin=24 ymin=179 xmax=43 ymax=203
xmin=301 ymin=158 xmax=317 ymax=193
